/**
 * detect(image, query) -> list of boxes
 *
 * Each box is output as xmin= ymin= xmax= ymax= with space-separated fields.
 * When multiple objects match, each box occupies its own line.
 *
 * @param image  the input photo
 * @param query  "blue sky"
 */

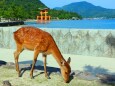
xmin=40 ymin=0 xmax=115 ymax=9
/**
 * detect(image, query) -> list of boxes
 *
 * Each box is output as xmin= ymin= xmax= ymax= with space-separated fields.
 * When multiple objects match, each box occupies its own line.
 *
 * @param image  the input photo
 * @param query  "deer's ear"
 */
xmin=67 ymin=57 xmax=71 ymax=64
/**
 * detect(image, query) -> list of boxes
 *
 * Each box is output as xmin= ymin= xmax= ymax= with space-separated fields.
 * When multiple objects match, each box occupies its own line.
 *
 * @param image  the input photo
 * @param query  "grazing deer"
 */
xmin=13 ymin=26 xmax=71 ymax=83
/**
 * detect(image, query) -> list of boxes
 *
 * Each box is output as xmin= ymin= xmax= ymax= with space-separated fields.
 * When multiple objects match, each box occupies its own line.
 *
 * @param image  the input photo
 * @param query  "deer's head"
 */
xmin=60 ymin=57 xmax=71 ymax=83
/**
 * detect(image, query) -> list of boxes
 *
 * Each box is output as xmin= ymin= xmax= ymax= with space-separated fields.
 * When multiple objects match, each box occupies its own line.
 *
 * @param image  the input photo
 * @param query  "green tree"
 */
xmin=48 ymin=9 xmax=82 ymax=19
xmin=0 ymin=0 xmax=5 ymax=20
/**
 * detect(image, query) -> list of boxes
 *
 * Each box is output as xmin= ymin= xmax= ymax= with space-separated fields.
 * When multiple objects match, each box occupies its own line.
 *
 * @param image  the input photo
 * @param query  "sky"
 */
xmin=40 ymin=0 xmax=115 ymax=9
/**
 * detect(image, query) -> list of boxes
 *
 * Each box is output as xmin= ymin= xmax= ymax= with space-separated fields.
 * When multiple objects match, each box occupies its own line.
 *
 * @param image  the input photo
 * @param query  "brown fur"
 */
xmin=13 ymin=26 xmax=71 ymax=83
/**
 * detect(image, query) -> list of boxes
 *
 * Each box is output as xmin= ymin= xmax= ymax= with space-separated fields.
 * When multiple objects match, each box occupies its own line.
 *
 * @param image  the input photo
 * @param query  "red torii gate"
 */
xmin=37 ymin=8 xmax=51 ymax=21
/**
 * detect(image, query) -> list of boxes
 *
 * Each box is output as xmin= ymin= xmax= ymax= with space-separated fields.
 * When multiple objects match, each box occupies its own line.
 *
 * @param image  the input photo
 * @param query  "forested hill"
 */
xmin=0 ymin=0 xmax=47 ymax=19
xmin=0 ymin=0 xmax=82 ymax=20
xmin=54 ymin=1 xmax=115 ymax=18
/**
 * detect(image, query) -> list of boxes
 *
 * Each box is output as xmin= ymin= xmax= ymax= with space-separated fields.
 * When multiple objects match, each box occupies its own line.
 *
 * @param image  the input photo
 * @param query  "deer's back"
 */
xmin=14 ymin=26 xmax=54 ymax=51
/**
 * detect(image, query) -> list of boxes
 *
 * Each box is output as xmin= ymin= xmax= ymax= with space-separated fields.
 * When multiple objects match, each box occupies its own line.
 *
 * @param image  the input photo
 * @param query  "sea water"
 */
xmin=25 ymin=19 xmax=115 ymax=29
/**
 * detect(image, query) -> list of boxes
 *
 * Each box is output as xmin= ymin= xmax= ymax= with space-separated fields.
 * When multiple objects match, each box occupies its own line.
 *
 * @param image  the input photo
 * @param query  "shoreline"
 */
xmin=0 ymin=48 xmax=115 ymax=75
xmin=0 ymin=24 xmax=115 ymax=30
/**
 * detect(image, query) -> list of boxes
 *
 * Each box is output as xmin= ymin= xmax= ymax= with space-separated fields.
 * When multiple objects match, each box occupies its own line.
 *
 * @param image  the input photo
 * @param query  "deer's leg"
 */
xmin=30 ymin=50 xmax=39 ymax=79
xmin=43 ymin=54 xmax=50 ymax=79
xmin=14 ymin=43 xmax=23 ymax=77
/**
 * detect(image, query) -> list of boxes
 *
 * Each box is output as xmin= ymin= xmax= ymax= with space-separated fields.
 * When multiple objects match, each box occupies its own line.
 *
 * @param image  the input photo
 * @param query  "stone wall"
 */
xmin=0 ymin=26 xmax=115 ymax=57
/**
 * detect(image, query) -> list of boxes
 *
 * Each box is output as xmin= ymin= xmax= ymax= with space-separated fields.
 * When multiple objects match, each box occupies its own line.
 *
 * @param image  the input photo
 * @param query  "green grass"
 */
xmin=0 ymin=66 xmax=112 ymax=86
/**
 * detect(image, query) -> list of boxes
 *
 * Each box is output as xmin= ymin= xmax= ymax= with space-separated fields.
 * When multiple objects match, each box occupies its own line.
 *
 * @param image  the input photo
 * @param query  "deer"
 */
xmin=13 ymin=26 xmax=71 ymax=83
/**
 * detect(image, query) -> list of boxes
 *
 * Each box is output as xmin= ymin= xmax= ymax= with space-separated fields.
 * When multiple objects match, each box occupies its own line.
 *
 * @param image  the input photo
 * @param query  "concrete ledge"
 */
xmin=0 ymin=26 xmax=115 ymax=57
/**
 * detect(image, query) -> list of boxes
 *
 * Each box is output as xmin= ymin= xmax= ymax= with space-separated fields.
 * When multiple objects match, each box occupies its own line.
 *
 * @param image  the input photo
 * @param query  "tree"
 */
xmin=0 ymin=0 xmax=5 ymax=21
xmin=48 ymin=9 xmax=82 ymax=19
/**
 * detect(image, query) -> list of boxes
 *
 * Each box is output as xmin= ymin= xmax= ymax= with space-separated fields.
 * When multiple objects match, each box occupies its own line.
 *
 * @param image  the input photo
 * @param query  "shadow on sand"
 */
xmin=19 ymin=60 xmax=60 ymax=77
xmin=84 ymin=65 xmax=115 ymax=85
xmin=84 ymin=65 xmax=110 ymax=75
xmin=19 ymin=60 xmax=44 ymax=66
xmin=19 ymin=60 xmax=73 ymax=82
xmin=0 ymin=60 xmax=7 ymax=66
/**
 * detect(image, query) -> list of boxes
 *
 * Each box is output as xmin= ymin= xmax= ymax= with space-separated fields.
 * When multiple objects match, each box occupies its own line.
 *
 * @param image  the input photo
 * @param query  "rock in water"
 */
xmin=3 ymin=80 xmax=11 ymax=86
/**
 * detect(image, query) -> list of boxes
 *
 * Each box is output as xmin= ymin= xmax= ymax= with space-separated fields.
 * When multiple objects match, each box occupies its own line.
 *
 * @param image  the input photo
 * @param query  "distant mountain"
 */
xmin=54 ymin=1 xmax=115 ymax=18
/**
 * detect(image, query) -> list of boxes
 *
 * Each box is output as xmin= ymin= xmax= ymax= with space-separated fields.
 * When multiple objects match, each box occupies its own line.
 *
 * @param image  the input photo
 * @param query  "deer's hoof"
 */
xmin=18 ymin=75 xmax=21 ymax=77
xmin=18 ymin=72 xmax=21 ymax=77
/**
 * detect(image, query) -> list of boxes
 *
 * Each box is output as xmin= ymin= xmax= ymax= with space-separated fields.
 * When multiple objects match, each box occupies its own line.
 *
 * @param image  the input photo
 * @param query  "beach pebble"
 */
xmin=3 ymin=80 xmax=12 ymax=86
xmin=73 ymin=71 xmax=98 ymax=81
xmin=6 ymin=62 xmax=14 ymax=66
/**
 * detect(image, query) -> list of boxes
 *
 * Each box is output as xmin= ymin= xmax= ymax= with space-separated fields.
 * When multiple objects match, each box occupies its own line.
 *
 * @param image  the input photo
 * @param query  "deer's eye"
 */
xmin=65 ymin=72 xmax=68 ymax=74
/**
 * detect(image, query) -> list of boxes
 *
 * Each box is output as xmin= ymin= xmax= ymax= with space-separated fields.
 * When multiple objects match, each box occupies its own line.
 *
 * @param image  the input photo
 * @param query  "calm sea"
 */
xmin=25 ymin=19 xmax=115 ymax=29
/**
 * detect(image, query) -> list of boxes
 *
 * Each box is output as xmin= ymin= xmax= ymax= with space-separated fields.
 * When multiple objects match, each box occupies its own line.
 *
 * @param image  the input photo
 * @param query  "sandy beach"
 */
xmin=0 ymin=48 xmax=115 ymax=75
